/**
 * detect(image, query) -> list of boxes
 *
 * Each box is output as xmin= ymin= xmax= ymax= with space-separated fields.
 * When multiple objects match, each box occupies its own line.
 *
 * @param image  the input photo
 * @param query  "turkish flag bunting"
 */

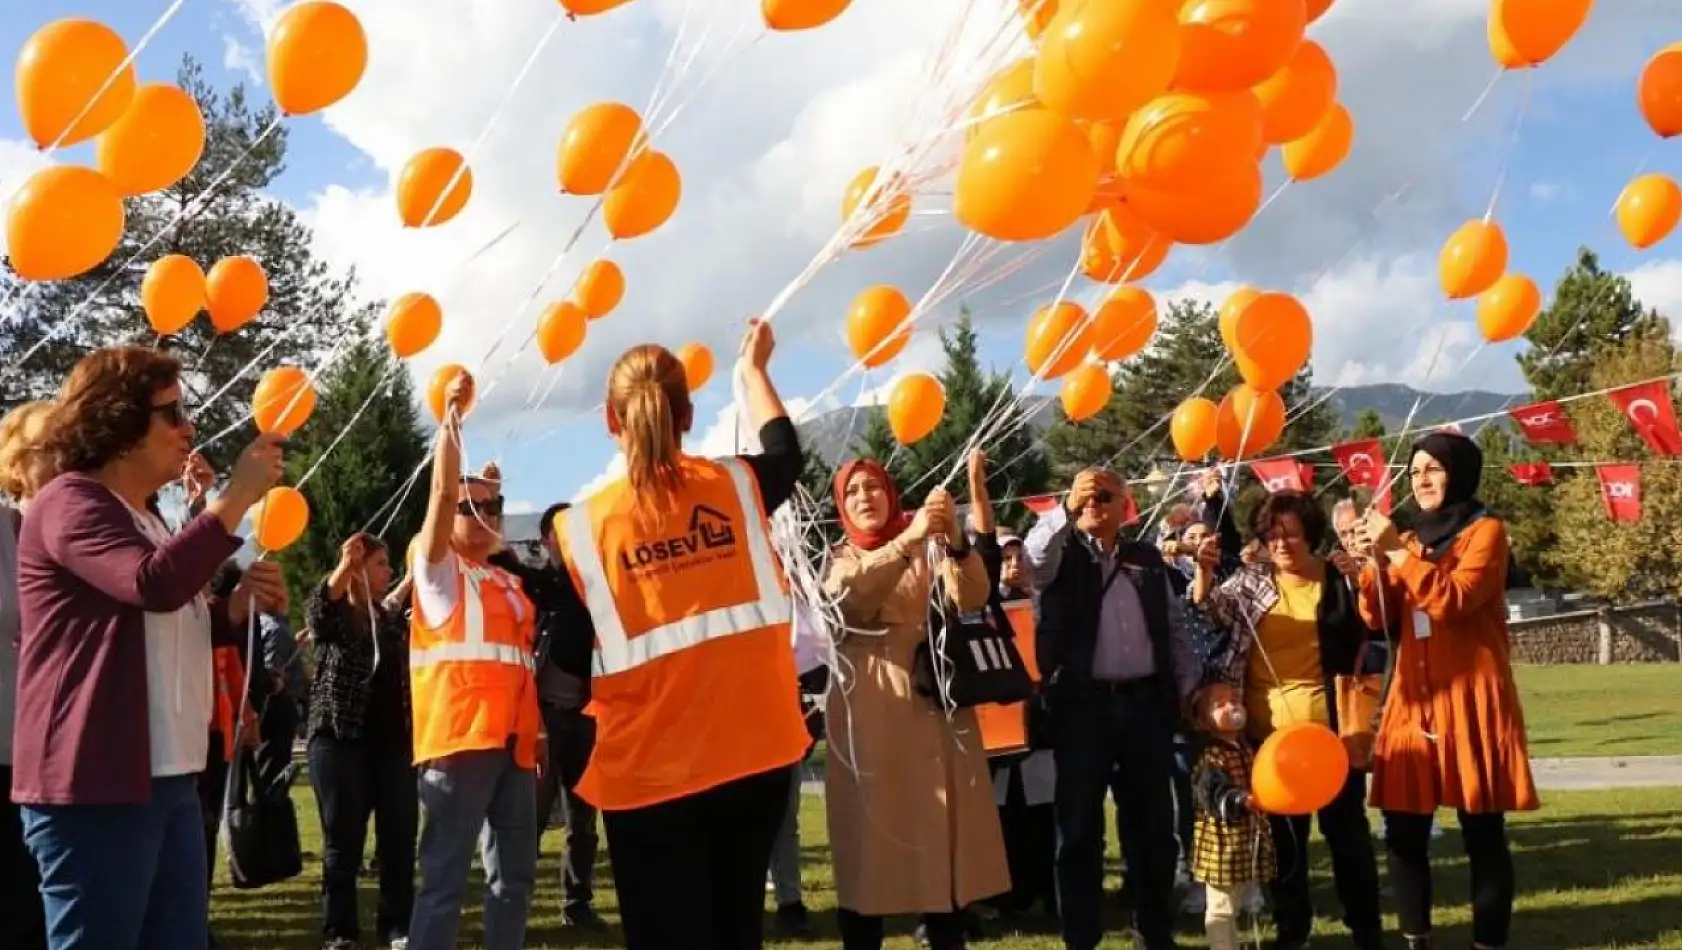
xmin=1606 ymin=380 xmax=1682 ymax=456
xmin=1507 ymin=400 xmax=1577 ymax=446
xmin=1251 ymin=458 xmax=1308 ymax=493
xmin=1331 ymin=439 xmax=1391 ymax=514
xmin=1022 ymin=495 xmax=1059 ymax=515
xmin=1508 ymin=461 xmax=1554 ymax=486
xmin=1595 ymin=463 xmax=1642 ymax=523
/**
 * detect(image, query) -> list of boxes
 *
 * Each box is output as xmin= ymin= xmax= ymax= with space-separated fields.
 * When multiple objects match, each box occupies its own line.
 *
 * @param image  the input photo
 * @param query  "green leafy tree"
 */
xmin=1348 ymin=408 xmax=1386 ymax=440
xmin=1519 ymin=248 xmax=1669 ymax=402
xmin=0 ymin=56 xmax=360 ymax=471
xmin=278 ymin=338 xmax=430 ymax=613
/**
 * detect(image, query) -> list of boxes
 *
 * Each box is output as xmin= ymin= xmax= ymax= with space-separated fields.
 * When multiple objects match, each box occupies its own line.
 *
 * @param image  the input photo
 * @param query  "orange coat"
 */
xmin=1357 ymin=516 xmax=1538 ymax=815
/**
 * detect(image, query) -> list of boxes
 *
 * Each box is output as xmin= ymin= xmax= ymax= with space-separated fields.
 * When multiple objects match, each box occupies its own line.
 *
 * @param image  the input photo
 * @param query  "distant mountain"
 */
xmin=794 ymin=383 xmax=1522 ymax=462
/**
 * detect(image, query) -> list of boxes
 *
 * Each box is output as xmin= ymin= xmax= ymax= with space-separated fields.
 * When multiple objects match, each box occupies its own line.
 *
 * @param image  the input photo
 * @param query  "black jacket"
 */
xmin=487 ymin=550 xmax=594 ymax=705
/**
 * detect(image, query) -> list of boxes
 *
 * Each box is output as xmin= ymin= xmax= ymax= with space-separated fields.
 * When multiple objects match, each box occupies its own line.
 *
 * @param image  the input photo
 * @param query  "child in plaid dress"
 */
xmin=1192 ymin=683 xmax=1276 ymax=950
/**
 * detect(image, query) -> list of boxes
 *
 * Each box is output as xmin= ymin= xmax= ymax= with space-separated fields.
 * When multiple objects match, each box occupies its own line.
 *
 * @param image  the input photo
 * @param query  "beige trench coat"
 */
xmin=823 ymin=539 xmax=1011 ymax=915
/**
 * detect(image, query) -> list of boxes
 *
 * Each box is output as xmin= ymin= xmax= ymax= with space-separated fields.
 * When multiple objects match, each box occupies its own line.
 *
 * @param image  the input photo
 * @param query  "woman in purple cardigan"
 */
xmin=12 ymin=346 xmax=288 ymax=950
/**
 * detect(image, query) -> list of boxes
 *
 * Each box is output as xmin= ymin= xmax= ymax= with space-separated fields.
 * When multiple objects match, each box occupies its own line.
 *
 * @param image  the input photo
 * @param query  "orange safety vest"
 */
xmin=212 ymin=646 xmax=259 ymax=763
xmin=556 ymin=455 xmax=808 ymax=811
xmin=408 ymin=550 xmax=542 ymax=769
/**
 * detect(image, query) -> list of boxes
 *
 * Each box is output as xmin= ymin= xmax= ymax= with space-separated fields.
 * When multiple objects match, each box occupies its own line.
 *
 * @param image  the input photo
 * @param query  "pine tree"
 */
xmin=0 ymin=56 xmax=360 ymax=472
xmin=796 ymin=444 xmax=842 ymax=548
xmin=1519 ymin=248 xmax=1669 ymax=402
xmin=1348 ymin=408 xmax=1386 ymax=440
xmin=278 ymin=337 xmax=431 ymax=610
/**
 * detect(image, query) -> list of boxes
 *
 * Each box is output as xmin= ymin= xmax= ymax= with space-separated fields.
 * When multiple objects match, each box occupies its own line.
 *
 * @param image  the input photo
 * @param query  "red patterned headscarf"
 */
xmin=832 ymin=458 xmax=909 ymax=552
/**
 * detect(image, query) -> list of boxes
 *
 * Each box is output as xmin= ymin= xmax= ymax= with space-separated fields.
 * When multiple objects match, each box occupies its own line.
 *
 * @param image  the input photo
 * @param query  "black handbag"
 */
xmin=225 ymin=753 xmax=303 ymax=889
xmin=913 ymin=577 xmax=1035 ymax=709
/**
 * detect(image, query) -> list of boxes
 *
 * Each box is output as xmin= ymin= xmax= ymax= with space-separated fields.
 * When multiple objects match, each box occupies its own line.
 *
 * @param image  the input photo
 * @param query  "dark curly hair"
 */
xmin=1249 ymin=489 xmax=1328 ymax=551
xmin=43 ymin=346 xmax=182 ymax=475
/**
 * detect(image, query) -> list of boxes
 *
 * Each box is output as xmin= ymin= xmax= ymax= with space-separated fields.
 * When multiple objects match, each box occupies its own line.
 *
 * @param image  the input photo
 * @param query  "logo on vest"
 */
xmin=618 ymin=504 xmax=738 ymax=575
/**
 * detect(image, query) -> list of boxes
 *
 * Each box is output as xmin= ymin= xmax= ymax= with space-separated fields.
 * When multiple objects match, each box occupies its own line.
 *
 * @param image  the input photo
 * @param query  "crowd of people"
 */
xmin=0 ymin=320 xmax=1539 ymax=950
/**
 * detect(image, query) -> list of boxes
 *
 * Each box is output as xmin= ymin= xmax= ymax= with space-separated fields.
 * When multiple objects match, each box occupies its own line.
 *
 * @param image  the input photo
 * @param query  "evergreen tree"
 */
xmin=852 ymin=308 xmax=1052 ymax=528
xmin=1519 ymin=248 xmax=1669 ymax=402
xmin=795 ymin=444 xmax=842 ymax=548
xmin=279 ymin=338 xmax=430 ymax=611
xmin=0 ymin=56 xmax=360 ymax=472
xmin=1348 ymin=408 xmax=1386 ymax=440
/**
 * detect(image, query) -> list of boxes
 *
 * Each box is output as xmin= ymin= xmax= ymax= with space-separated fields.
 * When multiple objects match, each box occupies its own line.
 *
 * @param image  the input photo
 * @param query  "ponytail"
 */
xmin=607 ymin=345 xmax=692 ymax=517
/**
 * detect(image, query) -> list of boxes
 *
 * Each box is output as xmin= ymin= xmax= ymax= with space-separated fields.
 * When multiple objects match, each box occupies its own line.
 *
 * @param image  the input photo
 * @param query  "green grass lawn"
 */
xmin=211 ymin=785 xmax=1682 ymax=950
xmin=1514 ymin=665 xmax=1682 ymax=759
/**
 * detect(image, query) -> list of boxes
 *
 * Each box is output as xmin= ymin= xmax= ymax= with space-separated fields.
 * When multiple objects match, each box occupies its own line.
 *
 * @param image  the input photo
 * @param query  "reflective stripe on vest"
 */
xmin=563 ymin=458 xmax=792 ymax=677
xmin=411 ymin=562 xmax=534 ymax=673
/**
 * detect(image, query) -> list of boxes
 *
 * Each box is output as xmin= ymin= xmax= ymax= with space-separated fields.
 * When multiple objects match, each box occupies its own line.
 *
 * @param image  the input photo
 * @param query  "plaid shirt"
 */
xmin=305 ymin=581 xmax=411 ymax=743
xmin=1191 ymin=737 xmax=1276 ymax=888
xmin=1193 ymin=563 xmax=1285 ymax=692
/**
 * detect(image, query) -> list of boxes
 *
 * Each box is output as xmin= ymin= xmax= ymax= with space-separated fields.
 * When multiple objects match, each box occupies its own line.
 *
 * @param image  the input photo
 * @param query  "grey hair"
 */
xmin=1332 ymin=498 xmax=1359 ymax=521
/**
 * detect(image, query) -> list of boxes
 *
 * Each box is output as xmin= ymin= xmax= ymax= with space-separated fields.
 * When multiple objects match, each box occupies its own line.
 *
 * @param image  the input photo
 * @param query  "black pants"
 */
xmin=254 ymin=695 xmax=299 ymax=792
xmin=1385 ymin=810 xmax=1514 ymax=948
xmin=199 ymin=734 xmax=230 ymax=887
xmin=602 ymin=765 xmax=790 ymax=950
xmin=1054 ymin=684 xmax=1179 ymax=950
xmin=534 ymin=708 xmax=599 ymax=913
xmin=986 ymin=760 xmax=1056 ymax=917
xmin=308 ymin=735 xmax=419 ymax=943
xmin=1171 ymin=736 xmax=1195 ymax=869
xmin=837 ymin=909 xmax=966 ymax=950
xmin=0 ymin=766 xmax=46 ymax=950
xmin=1268 ymin=770 xmax=1384 ymax=948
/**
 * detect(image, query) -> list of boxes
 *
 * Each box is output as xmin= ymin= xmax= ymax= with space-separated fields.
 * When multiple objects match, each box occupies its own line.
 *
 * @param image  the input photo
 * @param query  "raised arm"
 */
xmin=418 ymin=371 xmax=474 ymax=565
xmin=823 ymin=502 xmax=933 ymax=620
xmin=736 ymin=320 xmax=803 ymax=512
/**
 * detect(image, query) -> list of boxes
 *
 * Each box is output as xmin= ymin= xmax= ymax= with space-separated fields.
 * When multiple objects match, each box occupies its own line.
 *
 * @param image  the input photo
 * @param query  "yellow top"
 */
xmin=1246 ymin=566 xmax=1330 ymax=739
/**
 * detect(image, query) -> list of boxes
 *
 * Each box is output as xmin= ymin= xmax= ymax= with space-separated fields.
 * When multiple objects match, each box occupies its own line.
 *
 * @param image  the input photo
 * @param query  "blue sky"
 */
xmin=7 ymin=0 xmax=1682 ymax=512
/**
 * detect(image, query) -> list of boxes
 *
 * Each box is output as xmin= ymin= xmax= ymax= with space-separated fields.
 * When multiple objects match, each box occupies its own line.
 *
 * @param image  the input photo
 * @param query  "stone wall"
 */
xmin=1509 ymin=602 xmax=1682 ymax=665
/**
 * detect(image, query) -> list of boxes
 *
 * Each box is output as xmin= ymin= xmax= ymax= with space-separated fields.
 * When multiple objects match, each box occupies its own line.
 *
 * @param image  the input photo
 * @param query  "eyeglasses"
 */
xmin=150 ymin=401 xmax=189 ymax=428
xmin=1094 ymin=489 xmax=1114 ymax=504
xmin=458 ymin=497 xmax=505 ymax=519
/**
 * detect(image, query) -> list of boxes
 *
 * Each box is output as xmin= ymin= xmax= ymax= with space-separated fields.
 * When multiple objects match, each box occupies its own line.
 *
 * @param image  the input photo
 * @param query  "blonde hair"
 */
xmin=0 ymin=401 xmax=54 ymax=500
xmin=607 ymin=345 xmax=692 ymax=514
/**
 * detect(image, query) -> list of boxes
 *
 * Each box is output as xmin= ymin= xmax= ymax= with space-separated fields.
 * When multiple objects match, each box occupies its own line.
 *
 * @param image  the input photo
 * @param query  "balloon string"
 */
xmin=295 ymin=362 xmax=407 ymax=488
xmin=1482 ymin=68 xmax=1535 ymax=223
xmin=41 ymin=0 xmax=192 ymax=154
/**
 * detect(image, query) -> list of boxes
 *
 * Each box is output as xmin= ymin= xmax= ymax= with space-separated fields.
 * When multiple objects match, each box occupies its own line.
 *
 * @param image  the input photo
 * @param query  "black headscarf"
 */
xmin=1409 ymin=431 xmax=1485 ymax=551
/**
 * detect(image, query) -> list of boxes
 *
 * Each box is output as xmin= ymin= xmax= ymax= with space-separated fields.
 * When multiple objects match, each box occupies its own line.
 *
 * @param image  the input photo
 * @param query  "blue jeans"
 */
xmin=408 ymin=747 xmax=538 ymax=950
xmin=21 ymin=775 xmax=208 ymax=950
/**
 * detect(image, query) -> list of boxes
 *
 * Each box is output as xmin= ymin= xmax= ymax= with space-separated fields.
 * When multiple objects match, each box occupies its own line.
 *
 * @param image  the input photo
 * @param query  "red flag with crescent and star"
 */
xmin=1508 ymin=461 xmax=1554 ymax=486
xmin=1507 ymin=400 xmax=1577 ymax=446
xmin=1595 ymin=464 xmax=1642 ymax=523
xmin=1250 ymin=458 xmax=1313 ymax=493
xmin=1606 ymin=381 xmax=1682 ymax=456
xmin=1331 ymin=439 xmax=1391 ymax=514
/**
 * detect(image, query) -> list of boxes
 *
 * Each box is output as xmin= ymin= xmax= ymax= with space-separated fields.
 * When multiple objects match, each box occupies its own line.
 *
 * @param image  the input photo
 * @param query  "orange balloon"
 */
xmin=1020 ymin=0 xmax=1060 ymax=38
xmin=1061 ymin=363 xmax=1112 ymax=421
xmin=955 ymin=109 xmax=1099 ymax=242
xmin=4 ymin=166 xmax=126 ymax=282
xmin=1082 ymin=202 xmax=1171 ymax=282
xmin=94 ymin=84 xmax=205 ymax=196
xmin=252 ymin=486 xmax=310 ymax=552
xmin=1215 ymin=383 xmax=1286 ymax=458
xmin=1033 ymin=0 xmax=1182 ymax=122
xmin=15 ymin=19 xmax=137 ymax=149
xmin=763 ymin=0 xmax=852 ymax=31
xmin=1439 ymin=219 xmax=1509 ymax=300
xmin=1124 ymin=160 xmax=1262 ymax=245
xmin=536 ymin=301 xmax=588 ymax=364
xmin=266 ymin=1 xmax=368 ymax=116
xmin=141 ymin=256 xmax=207 ymax=336
xmin=557 ymin=102 xmax=646 ymax=195
xmin=1171 ymin=396 xmax=1220 ymax=461
xmin=1305 ymin=0 xmax=1335 ymax=23
xmin=1252 ymin=722 xmax=1349 ymax=815
xmin=969 ymin=59 xmax=1039 ymax=140
xmin=842 ymin=166 xmax=911 ymax=247
xmin=1230 ymin=291 xmax=1312 ymax=390
xmin=1086 ymin=120 xmax=1126 ymax=172
xmin=677 ymin=343 xmax=714 ymax=392
xmin=559 ymin=0 xmax=636 ymax=14
xmin=397 ymin=148 xmax=472 ymax=228
xmin=1638 ymin=44 xmax=1682 ymax=140
xmin=1282 ymin=102 xmax=1353 ymax=181
xmin=385 ymin=293 xmax=443 ymax=359
xmin=428 ymin=364 xmax=474 ymax=422
xmin=1174 ymin=0 xmax=1308 ymax=94
xmin=1253 ymin=39 xmax=1337 ymax=145
xmin=888 ymin=372 xmax=946 ymax=445
xmin=574 ymin=259 xmax=625 ymax=319
xmin=206 ymin=256 xmax=269 ymax=334
xmin=1025 ymin=301 xmax=1093 ymax=381
xmin=1616 ymin=173 xmax=1682 ymax=250
xmin=1218 ymin=286 xmax=1260 ymax=350
xmin=1476 ymin=273 xmax=1542 ymax=343
xmin=1117 ymin=90 xmax=1263 ymax=191
xmin=847 ymin=286 xmax=913 ymax=369
xmin=252 ymin=366 xmax=318 ymax=436
xmin=604 ymin=150 xmax=681 ymax=240
xmin=1090 ymin=286 xmax=1158 ymax=361
xmin=1489 ymin=0 xmax=1592 ymax=69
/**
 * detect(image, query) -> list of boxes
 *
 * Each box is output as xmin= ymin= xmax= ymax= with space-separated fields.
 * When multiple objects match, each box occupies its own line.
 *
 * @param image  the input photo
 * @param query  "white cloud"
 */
xmin=0 ymin=139 xmax=56 ymax=258
xmin=1528 ymin=181 xmax=1570 ymax=204
xmin=221 ymin=33 xmax=262 ymax=85
xmin=1627 ymin=258 xmax=1682 ymax=338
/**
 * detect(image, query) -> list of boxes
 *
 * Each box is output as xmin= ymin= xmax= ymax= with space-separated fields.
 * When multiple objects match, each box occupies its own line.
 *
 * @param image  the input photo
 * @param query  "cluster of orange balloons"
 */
xmin=840 ymin=167 xmax=912 ymax=249
xmin=1614 ymin=46 xmax=1682 ymax=252
xmin=1169 ymin=287 xmax=1312 ymax=460
xmin=533 ymin=259 xmax=626 ymax=366
xmin=950 ymin=0 xmax=1351 ymax=258
xmin=556 ymin=101 xmax=681 ymax=240
xmin=140 ymin=254 xmax=269 ymax=336
xmin=1436 ymin=219 xmax=1539 ymax=343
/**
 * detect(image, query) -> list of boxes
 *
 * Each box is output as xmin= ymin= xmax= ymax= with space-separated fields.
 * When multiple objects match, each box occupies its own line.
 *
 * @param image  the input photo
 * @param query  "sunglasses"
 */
xmin=457 ymin=497 xmax=505 ymax=519
xmin=1094 ymin=489 xmax=1114 ymax=505
xmin=150 ymin=401 xmax=189 ymax=428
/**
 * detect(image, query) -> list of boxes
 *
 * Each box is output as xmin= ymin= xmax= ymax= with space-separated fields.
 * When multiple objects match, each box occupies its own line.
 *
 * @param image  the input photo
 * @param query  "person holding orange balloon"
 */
xmin=1354 ymin=433 xmax=1537 ymax=950
xmin=12 ymin=346 xmax=286 ymax=950
xmin=1024 ymin=467 xmax=1203 ymax=950
xmin=1188 ymin=682 xmax=1275 ymax=950
xmin=1190 ymin=491 xmax=1386 ymax=950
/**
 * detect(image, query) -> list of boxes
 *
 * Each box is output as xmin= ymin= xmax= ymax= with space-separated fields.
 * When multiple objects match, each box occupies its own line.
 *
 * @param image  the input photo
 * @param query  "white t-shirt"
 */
xmin=411 ymin=547 xmax=529 ymax=630
xmin=128 ymin=503 xmax=214 ymax=777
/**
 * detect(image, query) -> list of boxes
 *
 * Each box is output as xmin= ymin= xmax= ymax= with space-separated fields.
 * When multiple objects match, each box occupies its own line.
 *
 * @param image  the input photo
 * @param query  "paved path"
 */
xmin=800 ymin=756 xmax=1682 ymax=795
